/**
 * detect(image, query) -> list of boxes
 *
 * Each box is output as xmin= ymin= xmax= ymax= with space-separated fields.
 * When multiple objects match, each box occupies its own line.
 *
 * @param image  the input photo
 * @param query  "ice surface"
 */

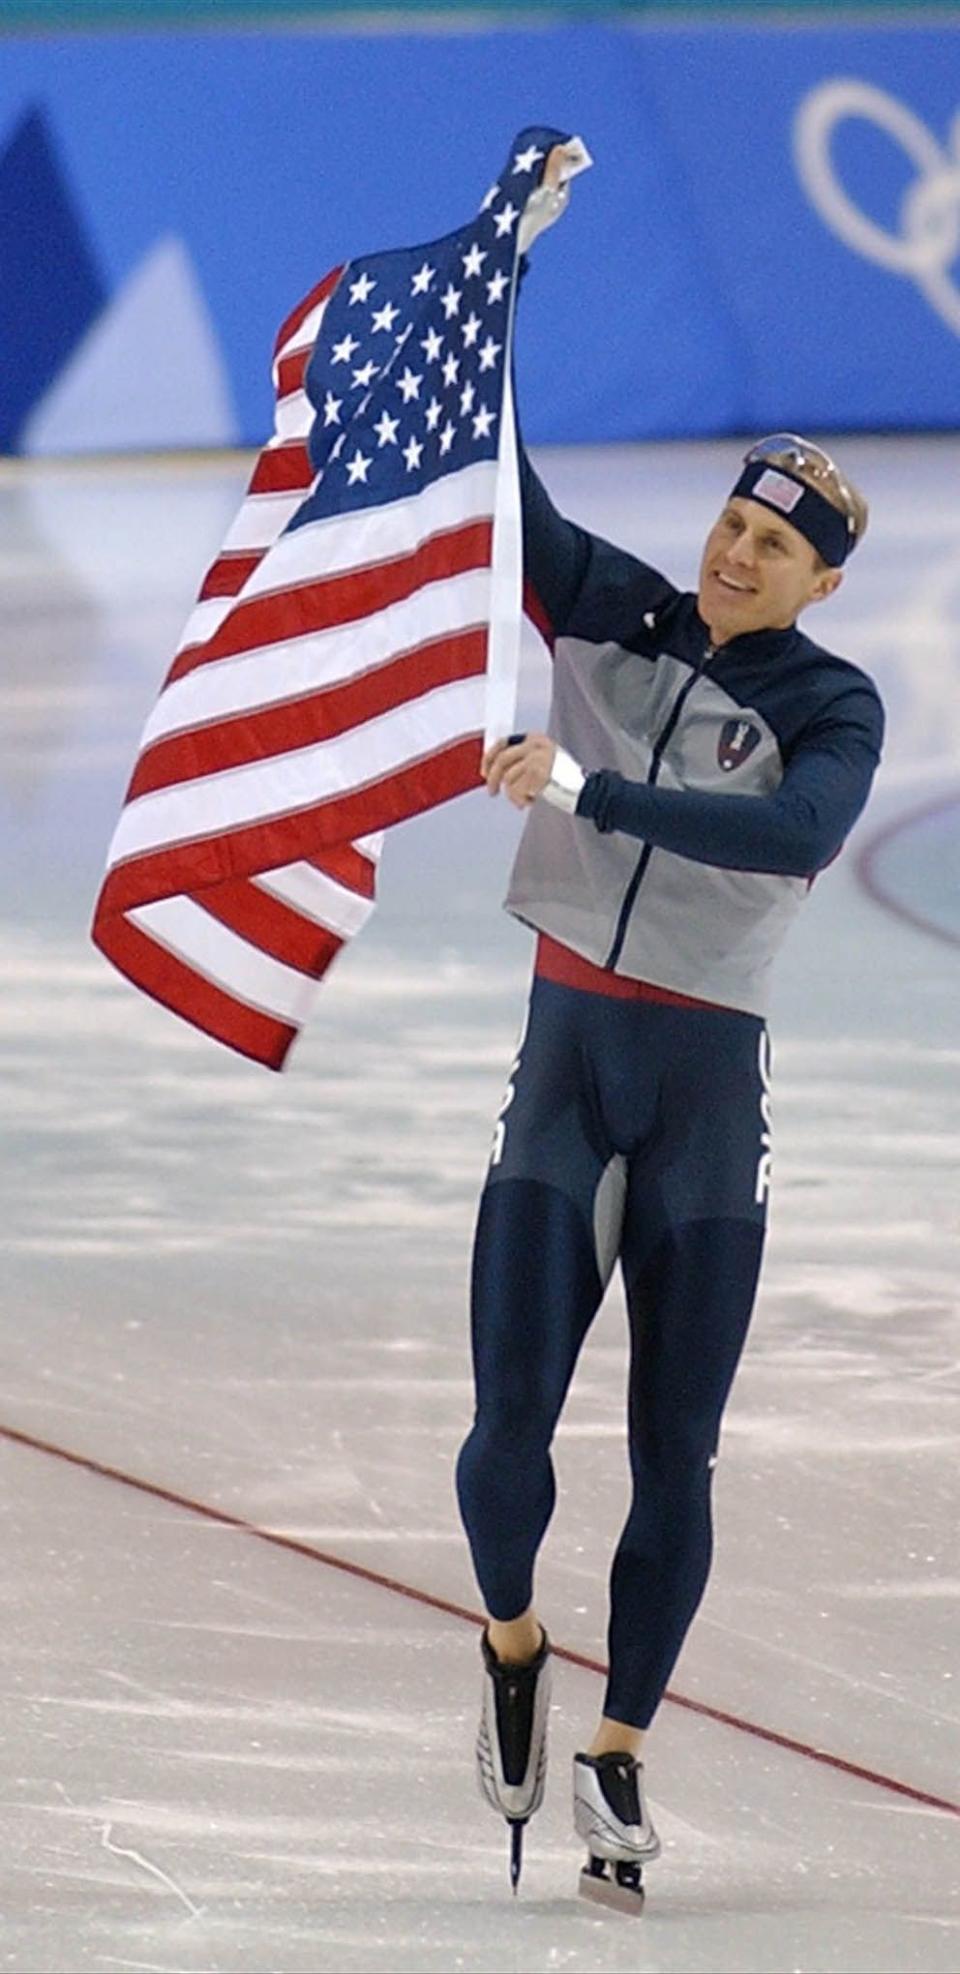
xmin=0 ymin=440 xmax=957 ymax=1972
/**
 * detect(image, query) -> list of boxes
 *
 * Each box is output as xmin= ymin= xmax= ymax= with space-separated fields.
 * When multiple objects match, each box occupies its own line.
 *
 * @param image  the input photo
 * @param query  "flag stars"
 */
xmin=396 ymin=365 xmax=423 ymax=403
xmin=442 ymin=351 xmax=460 ymax=387
xmin=461 ymin=241 xmax=487 ymax=279
xmin=373 ymin=409 xmax=400 ymax=447
xmin=480 ymin=183 xmax=499 ymax=212
xmin=331 ymin=332 xmax=360 ymax=365
xmin=460 ymin=311 xmax=482 ymax=348
xmin=403 ymin=434 xmax=424 ymax=472
xmin=420 ymin=325 xmax=444 ymax=364
xmin=472 ymin=404 xmax=496 ymax=439
xmin=348 ymin=272 xmax=376 ymax=305
xmin=460 ymin=380 xmax=476 ymax=416
xmin=424 ymin=397 xmax=443 ymax=432
xmin=486 ymin=269 xmax=510 ymax=305
xmin=440 ymin=283 xmax=462 ymax=320
xmin=513 ymin=144 xmax=544 ymax=175
xmin=439 ymin=421 xmax=456 ymax=456
xmin=494 ymin=202 xmax=519 ymax=237
xmin=322 ymin=391 xmax=342 ymax=426
xmin=411 ymin=261 xmax=436 ymax=295
xmin=351 ymin=359 xmax=379 ymax=389
xmin=371 ymin=301 xmax=401 ymax=333
xmin=478 ymin=335 xmax=502 ymax=372
xmin=345 ymin=446 xmax=371 ymax=483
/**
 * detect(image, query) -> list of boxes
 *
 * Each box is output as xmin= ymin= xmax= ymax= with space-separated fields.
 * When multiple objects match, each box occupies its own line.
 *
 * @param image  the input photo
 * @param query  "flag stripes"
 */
xmin=90 ymin=127 xmax=563 ymax=1067
xmin=145 ymin=568 xmax=491 ymax=748
xmin=93 ymin=260 xmax=393 ymax=1067
xmin=130 ymin=628 xmax=488 ymax=800
xmin=169 ymin=508 xmax=494 ymax=685
xmin=103 ymin=911 xmax=299 ymax=1068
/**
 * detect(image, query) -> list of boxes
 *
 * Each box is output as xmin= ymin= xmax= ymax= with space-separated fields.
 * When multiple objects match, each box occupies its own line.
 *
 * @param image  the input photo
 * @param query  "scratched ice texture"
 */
xmin=0 ymin=440 xmax=957 ymax=1973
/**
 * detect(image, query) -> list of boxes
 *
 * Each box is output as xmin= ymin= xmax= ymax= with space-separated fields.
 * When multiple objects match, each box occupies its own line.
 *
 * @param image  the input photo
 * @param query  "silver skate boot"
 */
xmin=574 ymin=1749 xmax=661 ymax=1913
xmin=475 ymin=1626 xmax=551 ymax=1890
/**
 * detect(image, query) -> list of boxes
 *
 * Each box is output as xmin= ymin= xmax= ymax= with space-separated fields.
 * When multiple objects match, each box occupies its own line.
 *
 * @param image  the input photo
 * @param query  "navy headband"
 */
xmin=731 ymin=460 xmax=854 ymax=567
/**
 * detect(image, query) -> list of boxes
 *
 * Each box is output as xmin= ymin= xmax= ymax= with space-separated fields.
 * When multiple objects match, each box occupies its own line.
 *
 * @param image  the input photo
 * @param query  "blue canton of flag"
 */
xmin=296 ymin=129 xmax=567 ymax=519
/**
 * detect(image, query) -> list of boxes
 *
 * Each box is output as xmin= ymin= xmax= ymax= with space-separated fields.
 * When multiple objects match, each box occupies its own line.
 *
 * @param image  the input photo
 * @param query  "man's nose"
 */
xmin=726 ymin=531 xmax=756 ymax=566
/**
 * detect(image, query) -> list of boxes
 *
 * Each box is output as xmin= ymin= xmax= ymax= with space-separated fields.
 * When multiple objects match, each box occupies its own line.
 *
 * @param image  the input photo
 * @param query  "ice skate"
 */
xmin=573 ymin=1750 xmax=660 ymax=1914
xmin=475 ymin=1625 xmax=551 ymax=1890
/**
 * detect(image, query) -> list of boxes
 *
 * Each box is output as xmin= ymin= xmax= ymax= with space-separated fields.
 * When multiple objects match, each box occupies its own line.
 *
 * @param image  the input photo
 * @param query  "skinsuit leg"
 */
xmin=456 ymin=977 xmax=770 ymax=1714
xmin=604 ymin=1005 xmax=770 ymax=1725
xmin=456 ymin=976 xmax=628 ymax=1618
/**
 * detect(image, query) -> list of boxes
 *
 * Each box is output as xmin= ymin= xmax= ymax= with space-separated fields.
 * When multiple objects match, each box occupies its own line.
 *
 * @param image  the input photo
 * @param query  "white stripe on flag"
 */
xmin=275 ymin=391 xmax=313 ymax=440
xmin=107 ymin=674 xmax=485 ymax=866
xmin=129 ymin=896 xmax=321 ymax=1026
xmin=483 ymin=271 xmax=523 ymax=751
xmin=275 ymin=298 xmax=331 ymax=365
xmin=176 ymin=596 xmax=236 ymax=656
xmin=145 ymin=569 xmax=490 ymax=745
xmin=254 ymin=863 xmax=375 ymax=939
xmin=239 ymin=460 xmax=496 ymax=600
xmin=222 ymin=489 xmax=310 ymax=552
xmin=351 ymin=831 xmax=383 ymax=858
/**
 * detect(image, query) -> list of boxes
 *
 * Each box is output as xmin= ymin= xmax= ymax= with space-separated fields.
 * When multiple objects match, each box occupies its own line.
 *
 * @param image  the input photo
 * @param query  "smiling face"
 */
xmin=697 ymin=497 xmax=842 ymax=645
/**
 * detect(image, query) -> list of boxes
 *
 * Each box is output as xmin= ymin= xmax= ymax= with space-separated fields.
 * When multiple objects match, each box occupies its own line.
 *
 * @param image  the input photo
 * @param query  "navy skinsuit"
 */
xmin=457 ymin=970 xmax=770 ymax=1727
xmin=456 ymin=448 xmax=883 ymax=1730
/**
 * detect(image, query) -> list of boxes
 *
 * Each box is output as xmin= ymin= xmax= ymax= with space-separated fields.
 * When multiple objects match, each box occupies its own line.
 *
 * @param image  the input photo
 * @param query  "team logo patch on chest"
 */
xmin=718 ymin=718 xmax=762 ymax=772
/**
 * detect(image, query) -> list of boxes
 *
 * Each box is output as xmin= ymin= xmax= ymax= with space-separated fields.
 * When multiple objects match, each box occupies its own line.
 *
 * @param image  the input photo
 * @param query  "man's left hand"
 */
xmin=482 ymin=733 xmax=556 ymax=807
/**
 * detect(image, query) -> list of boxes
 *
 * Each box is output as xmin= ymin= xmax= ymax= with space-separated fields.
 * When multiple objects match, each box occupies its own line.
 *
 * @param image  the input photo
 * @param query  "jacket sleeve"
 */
xmin=575 ymin=687 xmax=884 ymax=877
xmin=520 ymin=442 xmax=678 ymax=650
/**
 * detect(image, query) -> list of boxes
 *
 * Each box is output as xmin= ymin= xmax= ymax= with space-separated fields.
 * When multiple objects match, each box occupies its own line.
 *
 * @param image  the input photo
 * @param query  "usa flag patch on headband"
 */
xmin=752 ymin=468 xmax=804 ymax=514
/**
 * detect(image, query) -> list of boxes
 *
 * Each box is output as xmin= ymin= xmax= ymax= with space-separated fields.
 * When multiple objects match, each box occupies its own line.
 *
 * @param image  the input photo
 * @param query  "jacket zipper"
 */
xmin=603 ymin=647 xmax=714 ymax=972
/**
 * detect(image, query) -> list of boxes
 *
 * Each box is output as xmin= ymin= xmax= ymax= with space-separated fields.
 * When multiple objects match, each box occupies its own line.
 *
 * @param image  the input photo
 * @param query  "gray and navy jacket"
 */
xmin=506 ymin=451 xmax=885 ymax=1017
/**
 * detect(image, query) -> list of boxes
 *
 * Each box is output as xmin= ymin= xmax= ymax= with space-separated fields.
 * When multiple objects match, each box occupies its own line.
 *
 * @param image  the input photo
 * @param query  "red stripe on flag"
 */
xmin=97 ymin=735 xmax=481 ymax=918
xmin=310 ymin=843 xmax=377 ymax=900
xmin=92 ymin=912 xmax=298 ymax=1071
xmin=305 ymin=733 xmax=483 ymax=853
xmin=196 ymin=880 xmax=345 ymax=977
xmin=199 ymin=553 xmax=263 ymax=602
xmin=170 ymin=519 xmax=494 ymax=683
xmin=130 ymin=629 xmax=487 ymax=797
xmin=273 ymin=266 xmax=343 ymax=363
xmin=276 ymin=348 xmax=311 ymax=401
xmin=249 ymin=445 xmax=314 ymax=497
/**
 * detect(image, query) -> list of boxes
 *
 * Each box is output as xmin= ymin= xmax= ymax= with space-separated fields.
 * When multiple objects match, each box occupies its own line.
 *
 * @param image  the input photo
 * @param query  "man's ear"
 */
xmin=811 ymin=567 xmax=843 ymax=608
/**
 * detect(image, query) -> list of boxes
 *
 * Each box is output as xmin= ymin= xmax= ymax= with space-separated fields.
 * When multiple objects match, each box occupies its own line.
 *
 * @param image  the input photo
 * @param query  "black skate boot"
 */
xmin=475 ymin=1626 xmax=551 ymax=1891
xmin=573 ymin=1750 xmax=661 ymax=1913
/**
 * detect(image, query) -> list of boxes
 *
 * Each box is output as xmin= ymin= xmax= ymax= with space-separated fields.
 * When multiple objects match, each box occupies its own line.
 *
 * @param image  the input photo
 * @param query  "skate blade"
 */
xmin=578 ymin=1864 xmax=645 ymax=1916
xmin=509 ymin=1819 xmax=525 ymax=1893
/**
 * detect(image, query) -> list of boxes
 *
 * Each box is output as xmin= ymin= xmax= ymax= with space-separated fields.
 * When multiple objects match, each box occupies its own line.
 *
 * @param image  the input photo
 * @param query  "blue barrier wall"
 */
xmin=2 ymin=20 xmax=959 ymax=451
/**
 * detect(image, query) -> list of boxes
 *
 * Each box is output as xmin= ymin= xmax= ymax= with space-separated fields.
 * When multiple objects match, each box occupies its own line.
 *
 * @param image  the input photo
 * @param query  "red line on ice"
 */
xmin=1 ymin=1419 xmax=956 ymax=1822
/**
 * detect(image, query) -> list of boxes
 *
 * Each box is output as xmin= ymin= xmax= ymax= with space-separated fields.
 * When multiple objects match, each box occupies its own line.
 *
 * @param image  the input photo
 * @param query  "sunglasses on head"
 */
xmin=743 ymin=434 xmax=858 ymax=535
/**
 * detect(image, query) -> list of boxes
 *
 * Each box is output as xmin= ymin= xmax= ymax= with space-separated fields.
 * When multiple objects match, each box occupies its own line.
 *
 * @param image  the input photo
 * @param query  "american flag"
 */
xmin=91 ymin=128 xmax=573 ymax=1071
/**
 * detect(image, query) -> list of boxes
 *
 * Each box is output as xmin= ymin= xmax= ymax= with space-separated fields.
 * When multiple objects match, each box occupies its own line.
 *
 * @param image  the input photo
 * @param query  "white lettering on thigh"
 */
xmin=755 ymin=1028 xmax=773 ymax=1207
xmin=489 ymin=1000 xmax=531 ymax=1169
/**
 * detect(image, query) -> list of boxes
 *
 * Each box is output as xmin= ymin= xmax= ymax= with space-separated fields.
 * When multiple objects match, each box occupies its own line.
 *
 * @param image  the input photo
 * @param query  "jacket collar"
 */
xmin=694 ymin=607 xmax=801 ymax=661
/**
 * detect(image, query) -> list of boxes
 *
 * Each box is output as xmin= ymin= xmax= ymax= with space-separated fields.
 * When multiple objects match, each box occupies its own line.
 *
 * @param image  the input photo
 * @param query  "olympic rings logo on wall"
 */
xmin=794 ymin=79 xmax=960 ymax=336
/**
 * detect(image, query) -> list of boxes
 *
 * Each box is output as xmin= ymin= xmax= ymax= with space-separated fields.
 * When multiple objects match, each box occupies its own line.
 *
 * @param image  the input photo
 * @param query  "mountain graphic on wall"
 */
xmin=0 ymin=106 xmax=108 ymax=451
xmin=0 ymin=105 xmax=239 ymax=454
xmin=23 ymin=234 xmax=240 ymax=453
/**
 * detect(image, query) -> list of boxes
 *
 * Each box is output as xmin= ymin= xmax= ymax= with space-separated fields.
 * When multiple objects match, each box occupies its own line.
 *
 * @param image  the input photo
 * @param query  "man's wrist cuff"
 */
xmin=539 ymin=745 xmax=586 ymax=814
